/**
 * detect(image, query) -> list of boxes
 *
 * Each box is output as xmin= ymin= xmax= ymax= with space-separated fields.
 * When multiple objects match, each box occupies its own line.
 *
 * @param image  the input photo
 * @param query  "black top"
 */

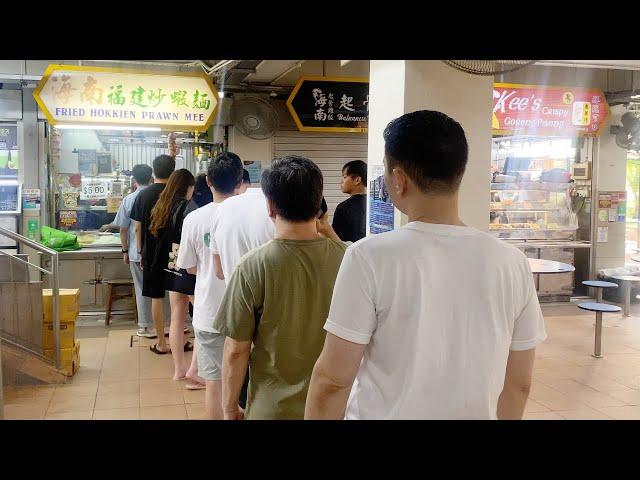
xmin=130 ymin=183 xmax=166 ymax=268
xmin=162 ymin=199 xmax=198 ymax=273
xmin=332 ymin=194 xmax=366 ymax=243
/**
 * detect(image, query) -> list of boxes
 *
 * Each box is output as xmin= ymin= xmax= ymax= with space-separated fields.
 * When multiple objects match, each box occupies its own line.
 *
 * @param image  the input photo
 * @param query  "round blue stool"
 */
xmin=582 ymin=280 xmax=618 ymax=303
xmin=578 ymin=302 xmax=622 ymax=358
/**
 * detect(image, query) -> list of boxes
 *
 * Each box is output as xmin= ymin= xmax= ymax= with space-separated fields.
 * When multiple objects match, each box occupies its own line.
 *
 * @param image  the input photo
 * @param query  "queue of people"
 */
xmin=113 ymin=109 xmax=545 ymax=420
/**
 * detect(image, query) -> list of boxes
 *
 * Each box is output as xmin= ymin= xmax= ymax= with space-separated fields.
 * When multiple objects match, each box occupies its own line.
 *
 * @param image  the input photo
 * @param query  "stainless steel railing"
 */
xmin=0 ymin=227 xmax=60 ymax=369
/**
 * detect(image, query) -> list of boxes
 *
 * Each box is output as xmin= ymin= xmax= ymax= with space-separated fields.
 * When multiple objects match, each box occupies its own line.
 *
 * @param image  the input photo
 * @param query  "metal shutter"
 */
xmin=273 ymin=129 xmax=368 ymax=221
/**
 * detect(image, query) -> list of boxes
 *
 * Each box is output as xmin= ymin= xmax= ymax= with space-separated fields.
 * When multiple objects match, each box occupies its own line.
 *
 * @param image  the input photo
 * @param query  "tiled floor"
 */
xmin=5 ymin=301 xmax=640 ymax=420
xmin=3 ymin=324 xmax=205 ymax=420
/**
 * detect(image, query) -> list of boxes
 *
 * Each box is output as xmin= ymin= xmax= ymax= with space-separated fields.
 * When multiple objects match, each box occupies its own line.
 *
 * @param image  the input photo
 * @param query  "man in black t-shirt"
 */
xmin=130 ymin=154 xmax=175 ymax=354
xmin=332 ymin=160 xmax=367 ymax=243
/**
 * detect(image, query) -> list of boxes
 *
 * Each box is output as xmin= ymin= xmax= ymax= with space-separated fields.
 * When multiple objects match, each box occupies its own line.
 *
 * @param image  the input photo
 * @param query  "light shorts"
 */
xmin=195 ymin=328 xmax=225 ymax=382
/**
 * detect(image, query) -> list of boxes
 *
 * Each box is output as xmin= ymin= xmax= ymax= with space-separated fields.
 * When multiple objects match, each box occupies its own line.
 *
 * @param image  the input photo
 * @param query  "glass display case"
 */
xmin=489 ymin=135 xmax=594 ymax=301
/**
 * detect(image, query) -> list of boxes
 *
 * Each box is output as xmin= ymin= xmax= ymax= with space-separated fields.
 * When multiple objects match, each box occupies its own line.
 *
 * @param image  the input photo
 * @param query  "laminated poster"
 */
xmin=608 ymin=209 xmax=617 ymax=223
xmin=244 ymin=161 xmax=262 ymax=184
xmin=62 ymin=191 xmax=79 ymax=209
xmin=617 ymin=200 xmax=627 ymax=222
xmin=598 ymin=195 xmax=611 ymax=209
xmin=107 ymin=196 xmax=122 ymax=214
xmin=22 ymin=189 xmax=41 ymax=211
xmin=598 ymin=209 xmax=608 ymax=222
xmin=597 ymin=226 xmax=608 ymax=243
xmin=78 ymin=149 xmax=99 ymax=176
xmin=369 ymin=167 xmax=394 ymax=235
xmin=60 ymin=210 xmax=78 ymax=228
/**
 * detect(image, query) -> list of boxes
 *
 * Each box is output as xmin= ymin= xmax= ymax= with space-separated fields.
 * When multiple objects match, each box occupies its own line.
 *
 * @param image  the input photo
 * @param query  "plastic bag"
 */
xmin=40 ymin=226 xmax=81 ymax=251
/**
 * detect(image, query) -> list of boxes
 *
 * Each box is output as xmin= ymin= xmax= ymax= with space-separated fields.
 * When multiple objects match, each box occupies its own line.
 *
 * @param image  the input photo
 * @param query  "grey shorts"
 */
xmin=195 ymin=328 xmax=225 ymax=382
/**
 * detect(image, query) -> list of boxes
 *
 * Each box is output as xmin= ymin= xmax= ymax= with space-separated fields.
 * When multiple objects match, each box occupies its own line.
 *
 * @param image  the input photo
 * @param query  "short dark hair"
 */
xmin=261 ymin=156 xmax=323 ymax=222
xmin=383 ymin=110 xmax=468 ymax=193
xmin=243 ymin=169 xmax=251 ymax=184
xmin=342 ymin=160 xmax=367 ymax=184
xmin=152 ymin=154 xmax=176 ymax=180
xmin=207 ymin=152 xmax=243 ymax=195
xmin=132 ymin=164 xmax=152 ymax=185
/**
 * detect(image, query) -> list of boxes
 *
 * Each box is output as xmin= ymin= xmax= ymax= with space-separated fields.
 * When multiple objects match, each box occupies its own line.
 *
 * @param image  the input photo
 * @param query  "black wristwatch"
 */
xmin=121 ymin=248 xmax=129 ymax=253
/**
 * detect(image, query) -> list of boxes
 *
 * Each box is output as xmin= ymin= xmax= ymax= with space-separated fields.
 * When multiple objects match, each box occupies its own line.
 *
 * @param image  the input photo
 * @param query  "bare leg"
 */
xmin=186 ymin=341 xmax=205 ymax=385
xmin=169 ymin=291 xmax=189 ymax=380
xmin=151 ymin=298 xmax=168 ymax=351
xmin=185 ymin=295 xmax=205 ymax=384
xmin=204 ymin=380 xmax=223 ymax=420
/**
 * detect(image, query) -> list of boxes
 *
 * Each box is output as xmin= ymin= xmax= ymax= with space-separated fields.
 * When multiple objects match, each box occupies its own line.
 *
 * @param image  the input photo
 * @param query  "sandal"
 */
xmin=150 ymin=344 xmax=171 ymax=355
xmin=184 ymin=341 xmax=194 ymax=352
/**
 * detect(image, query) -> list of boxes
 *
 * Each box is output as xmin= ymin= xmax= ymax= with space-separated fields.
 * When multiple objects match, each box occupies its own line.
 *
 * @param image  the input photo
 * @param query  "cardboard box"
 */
xmin=44 ymin=340 xmax=80 ymax=377
xmin=42 ymin=322 xmax=75 ymax=350
xmin=42 ymin=288 xmax=80 ymax=323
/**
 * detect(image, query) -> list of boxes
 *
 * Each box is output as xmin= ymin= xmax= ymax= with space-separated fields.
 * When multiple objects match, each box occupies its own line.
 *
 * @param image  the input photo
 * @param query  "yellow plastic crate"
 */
xmin=42 ymin=322 xmax=75 ymax=350
xmin=44 ymin=340 xmax=80 ymax=377
xmin=42 ymin=288 xmax=80 ymax=323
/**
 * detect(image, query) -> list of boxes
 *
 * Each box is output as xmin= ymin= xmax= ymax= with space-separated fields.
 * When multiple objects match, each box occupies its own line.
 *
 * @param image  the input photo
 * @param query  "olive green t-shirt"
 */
xmin=213 ymin=237 xmax=347 ymax=420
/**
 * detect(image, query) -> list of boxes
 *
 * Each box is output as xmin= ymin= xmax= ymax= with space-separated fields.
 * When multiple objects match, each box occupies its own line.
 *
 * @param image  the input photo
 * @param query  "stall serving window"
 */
xmin=48 ymin=127 xmax=198 ymax=238
xmin=489 ymin=135 xmax=594 ymax=301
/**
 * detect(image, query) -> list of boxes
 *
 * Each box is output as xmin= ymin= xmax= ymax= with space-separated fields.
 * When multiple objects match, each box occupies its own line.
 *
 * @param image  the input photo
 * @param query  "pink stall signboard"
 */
xmin=492 ymin=83 xmax=610 ymax=136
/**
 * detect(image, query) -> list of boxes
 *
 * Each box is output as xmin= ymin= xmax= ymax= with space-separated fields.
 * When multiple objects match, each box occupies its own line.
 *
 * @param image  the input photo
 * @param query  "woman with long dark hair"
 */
xmin=149 ymin=169 xmax=202 ymax=384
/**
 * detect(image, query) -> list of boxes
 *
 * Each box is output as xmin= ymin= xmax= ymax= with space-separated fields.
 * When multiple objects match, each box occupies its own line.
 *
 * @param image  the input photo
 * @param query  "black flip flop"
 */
xmin=184 ymin=341 xmax=194 ymax=352
xmin=150 ymin=344 xmax=171 ymax=355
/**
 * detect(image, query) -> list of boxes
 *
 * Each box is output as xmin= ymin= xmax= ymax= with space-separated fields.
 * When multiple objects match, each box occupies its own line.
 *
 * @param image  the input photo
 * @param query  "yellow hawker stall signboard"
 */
xmin=33 ymin=65 xmax=219 ymax=131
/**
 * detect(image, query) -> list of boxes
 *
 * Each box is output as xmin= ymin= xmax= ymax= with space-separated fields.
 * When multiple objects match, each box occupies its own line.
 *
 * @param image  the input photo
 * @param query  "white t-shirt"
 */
xmin=324 ymin=221 xmax=546 ymax=420
xmin=209 ymin=187 xmax=275 ymax=284
xmin=177 ymin=201 xmax=226 ymax=333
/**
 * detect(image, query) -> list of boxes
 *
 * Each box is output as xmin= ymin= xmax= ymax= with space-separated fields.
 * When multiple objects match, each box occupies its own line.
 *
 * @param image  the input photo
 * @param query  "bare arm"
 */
xmin=316 ymin=213 xmax=342 ymax=243
xmin=119 ymin=227 xmax=129 ymax=251
xmin=186 ymin=266 xmax=197 ymax=275
xmin=497 ymin=348 xmax=536 ymax=420
xmin=213 ymin=253 xmax=224 ymax=280
xmin=133 ymin=220 xmax=142 ymax=255
xmin=221 ymin=337 xmax=251 ymax=420
xmin=305 ymin=333 xmax=366 ymax=420
xmin=119 ymin=227 xmax=130 ymax=265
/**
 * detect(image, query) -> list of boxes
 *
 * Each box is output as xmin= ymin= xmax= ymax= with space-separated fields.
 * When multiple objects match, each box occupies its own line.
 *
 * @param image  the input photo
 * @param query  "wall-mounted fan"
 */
xmin=612 ymin=107 xmax=640 ymax=151
xmin=231 ymin=95 xmax=279 ymax=140
xmin=443 ymin=60 xmax=536 ymax=76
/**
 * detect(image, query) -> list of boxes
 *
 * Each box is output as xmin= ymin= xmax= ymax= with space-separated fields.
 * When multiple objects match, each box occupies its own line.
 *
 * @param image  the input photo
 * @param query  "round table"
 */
xmin=611 ymin=275 xmax=640 ymax=317
xmin=528 ymin=258 xmax=575 ymax=274
xmin=527 ymin=258 xmax=575 ymax=292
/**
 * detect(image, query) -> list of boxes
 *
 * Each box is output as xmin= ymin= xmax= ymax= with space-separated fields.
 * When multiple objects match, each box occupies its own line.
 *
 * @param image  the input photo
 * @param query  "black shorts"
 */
xmin=142 ymin=267 xmax=167 ymax=299
xmin=165 ymin=268 xmax=196 ymax=296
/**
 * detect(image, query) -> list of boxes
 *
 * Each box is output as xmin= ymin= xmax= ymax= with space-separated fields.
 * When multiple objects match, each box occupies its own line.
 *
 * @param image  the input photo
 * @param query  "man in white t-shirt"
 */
xmin=209 ymin=178 xmax=275 ymax=285
xmin=305 ymin=110 xmax=546 ymax=420
xmin=177 ymin=152 xmax=244 ymax=419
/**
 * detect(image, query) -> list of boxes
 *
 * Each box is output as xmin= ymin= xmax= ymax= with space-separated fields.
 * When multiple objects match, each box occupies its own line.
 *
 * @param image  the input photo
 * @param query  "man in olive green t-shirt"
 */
xmin=214 ymin=156 xmax=346 ymax=420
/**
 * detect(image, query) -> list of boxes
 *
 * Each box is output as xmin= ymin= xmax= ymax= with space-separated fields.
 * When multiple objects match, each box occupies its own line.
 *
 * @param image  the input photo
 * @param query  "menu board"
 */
xmin=78 ymin=149 xmax=98 ymax=176
xmin=287 ymin=77 xmax=369 ymax=132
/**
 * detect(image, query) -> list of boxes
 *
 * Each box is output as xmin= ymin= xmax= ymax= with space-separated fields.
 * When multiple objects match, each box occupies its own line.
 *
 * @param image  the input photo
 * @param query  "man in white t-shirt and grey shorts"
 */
xmin=208 ymin=164 xmax=275 ymax=412
xmin=177 ymin=152 xmax=244 ymax=419
xmin=305 ymin=110 xmax=546 ymax=420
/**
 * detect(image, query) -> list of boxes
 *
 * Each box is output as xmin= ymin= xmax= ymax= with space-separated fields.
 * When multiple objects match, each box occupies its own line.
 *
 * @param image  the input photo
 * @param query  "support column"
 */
xmin=367 ymin=60 xmax=493 ymax=232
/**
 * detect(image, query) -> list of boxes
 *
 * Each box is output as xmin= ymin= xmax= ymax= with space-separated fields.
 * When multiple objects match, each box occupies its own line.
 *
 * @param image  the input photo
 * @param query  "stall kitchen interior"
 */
xmin=3 ymin=60 xmax=640 ymax=420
